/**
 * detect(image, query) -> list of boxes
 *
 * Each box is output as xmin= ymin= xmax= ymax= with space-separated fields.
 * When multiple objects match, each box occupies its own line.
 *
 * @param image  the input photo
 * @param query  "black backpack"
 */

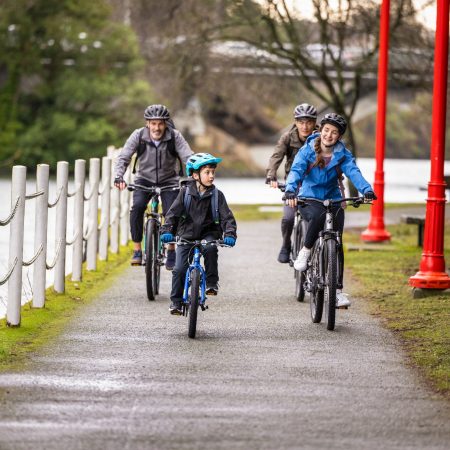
xmin=182 ymin=186 xmax=220 ymax=225
xmin=132 ymin=124 xmax=184 ymax=176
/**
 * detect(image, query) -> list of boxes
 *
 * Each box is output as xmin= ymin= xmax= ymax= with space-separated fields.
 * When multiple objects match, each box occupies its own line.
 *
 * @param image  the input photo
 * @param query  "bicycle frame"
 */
xmin=182 ymin=244 xmax=207 ymax=309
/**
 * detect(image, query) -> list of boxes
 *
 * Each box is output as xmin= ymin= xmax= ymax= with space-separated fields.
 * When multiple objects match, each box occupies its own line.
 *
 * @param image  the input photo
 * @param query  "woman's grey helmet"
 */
xmin=320 ymin=113 xmax=347 ymax=135
xmin=294 ymin=103 xmax=318 ymax=120
xmin=144 ymin=104 xmax=170 ymax=120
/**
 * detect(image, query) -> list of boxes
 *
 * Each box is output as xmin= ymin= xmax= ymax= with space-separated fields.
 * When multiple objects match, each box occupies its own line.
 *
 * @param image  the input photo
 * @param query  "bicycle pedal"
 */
xmin=201 ymin=305 xmax=208 ymax=311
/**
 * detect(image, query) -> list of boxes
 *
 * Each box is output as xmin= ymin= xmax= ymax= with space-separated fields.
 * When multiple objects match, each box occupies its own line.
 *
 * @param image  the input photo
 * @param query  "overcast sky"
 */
xmin=260 ymin=0 xmax=437 ymax=31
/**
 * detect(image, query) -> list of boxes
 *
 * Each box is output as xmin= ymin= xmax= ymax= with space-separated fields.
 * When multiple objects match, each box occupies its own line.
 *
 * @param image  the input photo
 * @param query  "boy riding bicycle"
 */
xmin=160 ymin=153 xmax=237 ymax=315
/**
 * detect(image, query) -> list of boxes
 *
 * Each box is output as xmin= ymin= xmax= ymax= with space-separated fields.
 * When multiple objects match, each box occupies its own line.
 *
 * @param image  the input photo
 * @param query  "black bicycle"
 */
xmin=127 ymin=183 xmax=178 ymax=301
xmin=300 ymin=196 xmax=371 ymax=330
xmin=278 ymin=183 xmax=307 ymax=302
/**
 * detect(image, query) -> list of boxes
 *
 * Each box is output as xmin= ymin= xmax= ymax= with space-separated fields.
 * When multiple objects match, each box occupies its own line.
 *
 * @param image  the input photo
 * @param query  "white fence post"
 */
xmin=110 ymin=180 xmax=120 ymax=254
xmin=120 ymin=168 xmax=131 ymax=246
xmin=32 ymin=164 xmax=49 ymax=308
xmin=98 ymin=156 xmax=111 ymax=261
xmin=86 ymin=158 xmax=100 ymax=271
xmin=6 ymin=166 xmax=27 ymax=326
xmin=53 ymin=161 xmax=69 ymax=293
xmin=71 ymin=159 xmax=86 ymax=281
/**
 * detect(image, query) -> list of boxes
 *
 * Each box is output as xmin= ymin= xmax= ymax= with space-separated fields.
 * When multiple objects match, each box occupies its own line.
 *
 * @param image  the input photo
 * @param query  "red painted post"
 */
xmin=361 ymin=0 xmax=391 ymax=242
xmin=409 ymin=0 xmax=450 ymax=290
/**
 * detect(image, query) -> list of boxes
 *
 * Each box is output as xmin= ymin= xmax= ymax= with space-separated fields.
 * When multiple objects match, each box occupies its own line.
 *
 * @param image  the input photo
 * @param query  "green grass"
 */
xmin=344 ymin=224 xmax=450 ymax=396
xmin=0 ymin=244 xmax=132 ymax=371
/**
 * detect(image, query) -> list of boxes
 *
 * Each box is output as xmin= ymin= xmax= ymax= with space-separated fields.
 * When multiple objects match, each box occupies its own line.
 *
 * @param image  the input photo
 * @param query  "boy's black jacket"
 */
xmin=161 ymin=180 xmax=237 ymax=240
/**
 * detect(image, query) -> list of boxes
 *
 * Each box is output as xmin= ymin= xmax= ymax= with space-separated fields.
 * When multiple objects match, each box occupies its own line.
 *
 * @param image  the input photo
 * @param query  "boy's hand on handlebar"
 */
xmin=223 ymin=236 xmax=236 ymax=247
xmin=364 ymin=191 xmax=377 ymax=201
xmin=114 ymin=176 xmax=127 ymax=190
xmin=160 ymin=232 xmax=174 ymax=243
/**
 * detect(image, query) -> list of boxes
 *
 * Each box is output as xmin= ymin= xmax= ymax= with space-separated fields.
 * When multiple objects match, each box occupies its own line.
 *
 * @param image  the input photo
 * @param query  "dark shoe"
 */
xmin=206 ymin=284 xmax=219 ymax=296
xmin=277 ymin=247 xmax=290 ymax=264
xmin=130 ymin=250 xmax=142 ymax=266
xmin=169 ymin=302 xmax=182 ymax=315
xmin=165 ymin=249 xmax=176 ymax=271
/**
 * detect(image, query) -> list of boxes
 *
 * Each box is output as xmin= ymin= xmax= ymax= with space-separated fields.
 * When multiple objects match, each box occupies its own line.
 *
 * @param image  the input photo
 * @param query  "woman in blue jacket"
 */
xmin=284 ymin=113 xmax=376 ymax=306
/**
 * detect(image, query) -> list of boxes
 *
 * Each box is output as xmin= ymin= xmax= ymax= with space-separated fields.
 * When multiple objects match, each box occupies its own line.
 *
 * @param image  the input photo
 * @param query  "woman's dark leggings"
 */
xmin=299 ymin=202 xmax=345 ymax=249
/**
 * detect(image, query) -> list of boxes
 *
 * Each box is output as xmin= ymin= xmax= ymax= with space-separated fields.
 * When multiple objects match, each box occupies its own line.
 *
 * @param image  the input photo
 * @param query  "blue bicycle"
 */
xmin=178 ymin=238 xmax=229 ymax=339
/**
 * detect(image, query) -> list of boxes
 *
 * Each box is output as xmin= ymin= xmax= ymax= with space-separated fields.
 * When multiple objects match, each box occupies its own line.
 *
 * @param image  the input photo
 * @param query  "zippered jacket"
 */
xmin=266 ymin=124 xmax=306 ymax=179
xmin=161 ymin=180 xmax=237 ymax=241
xmin=285 ymin=132 xmax=372 ymax=200
xmin=115 ymin=126 xmax=193 ymax=184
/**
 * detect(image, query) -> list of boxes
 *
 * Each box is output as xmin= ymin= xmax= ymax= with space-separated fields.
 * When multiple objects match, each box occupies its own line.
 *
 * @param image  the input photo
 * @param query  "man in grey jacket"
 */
xmin=114 ymin=104 xmax=193 ymax=268
xmin=265 ymin=103 xmax=317 ymax=263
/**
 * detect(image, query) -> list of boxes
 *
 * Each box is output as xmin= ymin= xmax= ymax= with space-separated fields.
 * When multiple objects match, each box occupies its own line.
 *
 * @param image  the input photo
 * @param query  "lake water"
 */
xmin=0 ymin=157 xmax=449 ymax=318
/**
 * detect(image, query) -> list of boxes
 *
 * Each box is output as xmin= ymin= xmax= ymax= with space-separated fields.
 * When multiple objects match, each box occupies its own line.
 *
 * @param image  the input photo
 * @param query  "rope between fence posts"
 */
xmin=0 ymin=197 xmax=20 ymax=226
xmin=46 ymin=239 xmax=63 ymax=269
xmin=48 ymin=187 xmax=63 ymax=208
xmin=66 ymin=230 xmax=79 ymax=246
xmin=67 ymin=183 xmax=81 ymax=198
xmin=22 ymin=244 xmax=43 ymax=267
xmin=0 ymin=257 xmax=18 ymax=285
xmin=83 ymin=221 xmax=94 ymax=241
xmin=84 ymin=186 xmax=96 ymax=201
xmin=25 ymin=190 xmax=44 ymax=200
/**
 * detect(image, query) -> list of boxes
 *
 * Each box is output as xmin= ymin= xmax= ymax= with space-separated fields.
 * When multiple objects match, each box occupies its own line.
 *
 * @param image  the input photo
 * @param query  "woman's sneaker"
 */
xmin=294 ymin=248 xmax=311 ymax=272
xmin=336 ymin=292 xmax=351 ymax=308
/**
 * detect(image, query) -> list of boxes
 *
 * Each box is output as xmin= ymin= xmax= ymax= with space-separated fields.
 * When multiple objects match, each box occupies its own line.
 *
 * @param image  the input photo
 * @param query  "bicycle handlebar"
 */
xmin=127 ymin=183 xmax=179 ymax=193
xmin=176 ymin=238 xmax=231 ymax=248
xmin=298 ymin=196 xmax=371 ymax=207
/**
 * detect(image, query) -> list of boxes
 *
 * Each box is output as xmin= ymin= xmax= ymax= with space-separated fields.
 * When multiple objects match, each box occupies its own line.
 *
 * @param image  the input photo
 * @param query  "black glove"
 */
xmin=114 ymin=176 xmax=125 ymax=188
xmin=265 ymin=176 xmax=276 ymax=185
xmin=364 ymin=191 xmax=377 ymax=201
xmin=284 ymin=191 xmax=297 ymax=200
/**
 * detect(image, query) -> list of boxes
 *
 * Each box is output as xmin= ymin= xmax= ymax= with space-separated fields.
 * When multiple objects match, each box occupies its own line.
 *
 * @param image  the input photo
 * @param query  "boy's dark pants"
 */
xmin=170 ymin=237 xmax=218 ymax=305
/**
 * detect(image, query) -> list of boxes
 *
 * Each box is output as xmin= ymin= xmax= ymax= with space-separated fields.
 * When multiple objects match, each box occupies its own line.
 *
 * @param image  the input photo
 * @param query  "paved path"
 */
xmin=0 ymin=219 xmax=449 ymax=450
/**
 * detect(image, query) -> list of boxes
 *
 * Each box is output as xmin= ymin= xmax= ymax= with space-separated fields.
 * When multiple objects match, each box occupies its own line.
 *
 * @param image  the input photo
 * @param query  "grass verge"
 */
xmin=344 ymin=224 xmax=450 ymax=397
xmin=0 ymin=244 xmax=132 ymax=372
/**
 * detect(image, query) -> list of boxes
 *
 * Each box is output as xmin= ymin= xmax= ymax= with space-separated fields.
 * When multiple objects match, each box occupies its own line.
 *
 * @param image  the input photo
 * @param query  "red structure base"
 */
xmin=409 ymin=271 xmax=450 ymax=289
xmin=361 ymin=227 xmax=391 ymax=242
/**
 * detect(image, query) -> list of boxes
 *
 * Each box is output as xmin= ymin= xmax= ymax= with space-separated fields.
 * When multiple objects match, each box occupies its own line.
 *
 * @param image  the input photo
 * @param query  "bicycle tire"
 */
xmin=324 ymin=239 xmax=337 ymax=331
xmin=294 ymin=220 xmax=307 ymax=302
xmin=309 ymin=242 xmax=324 ymax=323
xmin=153 ymin=228 xmax=161 ymax=295
xmin=188 ymin=268 xmax=201 ymax=339
xmin=145 ymin=220 xmax=157 ymax=301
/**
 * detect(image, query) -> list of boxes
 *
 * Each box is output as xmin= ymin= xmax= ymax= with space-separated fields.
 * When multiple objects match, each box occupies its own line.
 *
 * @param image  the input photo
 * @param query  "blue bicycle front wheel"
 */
xmin=188 ymin=268 xmax=201 ymax=339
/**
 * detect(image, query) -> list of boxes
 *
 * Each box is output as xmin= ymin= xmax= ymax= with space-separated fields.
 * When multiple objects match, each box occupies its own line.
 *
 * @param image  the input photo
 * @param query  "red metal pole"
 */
xmin=361 ymin=0 xmax=391 ymax=242
xmin=410 ymin=0 xmax=450 ymax=289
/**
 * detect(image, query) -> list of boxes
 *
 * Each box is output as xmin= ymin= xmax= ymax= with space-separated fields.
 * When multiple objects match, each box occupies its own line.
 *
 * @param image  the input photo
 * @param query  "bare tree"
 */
xmin=213 ymin=0 xmax=434 ymax=158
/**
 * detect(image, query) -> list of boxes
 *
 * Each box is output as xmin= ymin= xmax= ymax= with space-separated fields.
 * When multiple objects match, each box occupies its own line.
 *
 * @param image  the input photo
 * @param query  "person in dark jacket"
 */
xmin=160 ymin=153 xmax=237 ymax=315
xmin=114 ymin=104 xmax=193 ymax=268
xmin=266 ymin=103 xmax=318 ymax=263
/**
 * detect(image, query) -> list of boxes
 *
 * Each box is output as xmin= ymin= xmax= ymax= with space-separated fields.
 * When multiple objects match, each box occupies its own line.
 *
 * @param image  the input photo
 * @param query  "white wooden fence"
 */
xmin=0 ymin=153 xmax=131 ymax=327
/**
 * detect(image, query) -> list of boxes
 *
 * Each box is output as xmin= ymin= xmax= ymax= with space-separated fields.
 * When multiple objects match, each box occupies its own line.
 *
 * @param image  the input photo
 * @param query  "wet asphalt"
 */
xmin=0 ymin=215 xmax=449 ymax=450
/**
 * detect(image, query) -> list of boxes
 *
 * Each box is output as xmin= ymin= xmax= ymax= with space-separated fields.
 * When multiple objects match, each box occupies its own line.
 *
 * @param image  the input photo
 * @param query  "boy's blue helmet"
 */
xmin=186 ymin=153 xmax=222 ymax=176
